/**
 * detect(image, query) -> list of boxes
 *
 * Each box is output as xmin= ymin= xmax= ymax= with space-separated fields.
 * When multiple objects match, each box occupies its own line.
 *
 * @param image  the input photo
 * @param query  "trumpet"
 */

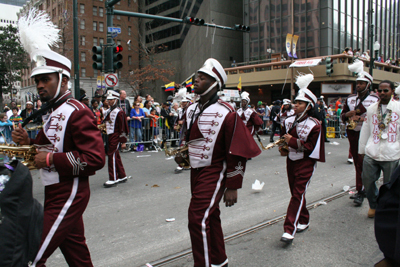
xmin=164 ymin=141 xmax=190 ymax=168
xmin=26 ymin=125 xmax=43 ymax=131
xmin=0 ymin=144 xmax=38 ymax=170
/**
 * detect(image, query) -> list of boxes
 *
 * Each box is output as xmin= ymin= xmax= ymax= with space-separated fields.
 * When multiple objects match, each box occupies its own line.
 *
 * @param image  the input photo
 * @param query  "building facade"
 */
xmin=245 ymin=0 xmax=400 ymax=62
xmin=18 ymin=0 xmax=139 ymax=101
xmin=140 ymin=0 xmax=244 ymax=101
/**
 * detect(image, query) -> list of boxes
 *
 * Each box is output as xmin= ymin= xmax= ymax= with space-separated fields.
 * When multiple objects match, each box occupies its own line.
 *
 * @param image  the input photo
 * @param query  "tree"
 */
xmin=0 ymin=24 xmax=28 ymax=108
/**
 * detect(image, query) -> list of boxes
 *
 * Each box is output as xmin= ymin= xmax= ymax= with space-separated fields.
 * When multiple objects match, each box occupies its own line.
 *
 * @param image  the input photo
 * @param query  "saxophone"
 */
xmin=98 ymin=123 xmax=107 ymax=134
xmin=0 ymin=144 xmax=38 ymax=170
xmin=265 ymin=138 xmax=289 ymax=153
xmin=347 ymin=119 xmax=357 ymax=130
xmin=164 ymin=141 xmax=190 ymax=168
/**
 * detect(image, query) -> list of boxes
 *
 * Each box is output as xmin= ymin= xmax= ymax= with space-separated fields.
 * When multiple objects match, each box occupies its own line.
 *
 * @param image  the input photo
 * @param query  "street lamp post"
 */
xmin=369 ymin=40 xmax=380 ymax=78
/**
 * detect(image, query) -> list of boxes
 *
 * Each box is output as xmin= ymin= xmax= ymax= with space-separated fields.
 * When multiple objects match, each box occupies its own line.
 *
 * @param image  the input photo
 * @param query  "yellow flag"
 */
xmin=237 ymin=76 xmax=242 ymax=91
xmin=164 ymin=82 xmax=175 ymax=91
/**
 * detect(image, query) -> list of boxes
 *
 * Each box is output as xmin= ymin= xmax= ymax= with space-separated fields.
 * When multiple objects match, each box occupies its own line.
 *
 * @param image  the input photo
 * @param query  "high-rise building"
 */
xmin=0 ymin=0 xmax=28 ymax=6
xmin=18 ymin=0 xmax=139 ymax=98
xmin=139 ymin=0 xmax=245 ymax=100
xmin=244 ymin=0 xmax=399 ymax=62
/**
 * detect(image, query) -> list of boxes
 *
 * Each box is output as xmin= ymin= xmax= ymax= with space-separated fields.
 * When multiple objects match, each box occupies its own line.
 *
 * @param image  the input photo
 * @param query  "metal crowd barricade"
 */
xmin=326 ymin=114 xmax=345 ymax=138
xmin=125 ymin=117 xmax=163 ymax=151
xmin=159 ymin=116 xmax=180 ymax=147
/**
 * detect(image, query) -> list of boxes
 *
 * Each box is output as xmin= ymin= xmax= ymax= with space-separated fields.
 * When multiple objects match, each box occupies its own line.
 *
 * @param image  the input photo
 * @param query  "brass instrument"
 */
xmin=265 ymin=138 xmax=289 ymax=153
xmin=347 ymin=119 xmax=357 ymax=130
xmin=164 ymin=141 xmax=190 ymax=168
xmin=0 ymin=144 xmax=37 ymax=170
xmin=26 ymin=125 xmax=43 ymax=131
xmin=98 ymin=123 xmax=107 ymax=134
xmin=256 ymin=133 xmax=289 ymax=153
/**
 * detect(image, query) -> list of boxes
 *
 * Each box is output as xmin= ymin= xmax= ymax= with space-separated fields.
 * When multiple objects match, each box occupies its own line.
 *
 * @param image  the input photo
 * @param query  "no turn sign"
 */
xmin=105 ymin=73 xmax=119 ymax=88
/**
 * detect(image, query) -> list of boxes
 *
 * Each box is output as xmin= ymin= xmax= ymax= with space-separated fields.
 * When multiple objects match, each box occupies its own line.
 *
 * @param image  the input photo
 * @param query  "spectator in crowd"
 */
xmin=21 ymin=101 xmax=41 ymax=139
xmin=142 ymin=100 xmax=153 ymax=149
xmin=80 ymin=94 xmax=89 ymax=107
xmin=93 ymin=93 xmax=103 ymax=109
xmin=118 ymin=90 xmax=131 ymax=118
xmin=134 ymin=95 xmax=143 ymax=108
xmin=270 ymin=100 xmax=281 ymax=143
xmin=229 ymin=99 xmax=237 ymax=110
xmin=160 ymin=102 xmax=173 ymax=147
xmin=0 ymin=112 xmax=13 ymax=145
xmin=90 ymin=99 xmax=102 ymax=126
xmin=355 ymin=48 xmax=361 ymax=57
xmin=335 ymin=97 xmax=342 ymax=111
xmin=256 ymin=101 xmax=266 ymax=122
xmin=263 ymin=103 xmax=271 ymax=133
xmin=347 ymin=47 xmax=353 ymax=56
xmin=36 ymin=99 xmax=42 ymax=110
xmin=6 ymin=101 xmax=19 ymax=119
xmin=3 ymin=105 xmax=9 ymax=114
xmin=9 ymin=107 xmax=22 ymax=126
xmin=314 ymin=98 xmax=329 ymax=142
xmin=149 ymin=108 xmax=160 ymax=142
xmin=129 ymin=102 xmax=145 ymax=151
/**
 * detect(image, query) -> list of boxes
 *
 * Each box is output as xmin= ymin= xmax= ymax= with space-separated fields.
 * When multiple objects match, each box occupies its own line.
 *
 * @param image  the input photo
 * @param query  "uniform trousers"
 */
xmin=284 ymin=158 xmax=316 ymax=236
xmin=189 ymin=161 xmax=227 ymax=267
xmin=32 ymin=178 xmax=92 ymax=267
xmin=362 ymin=155 xmax=399 ymax=209
xmin=107 ymin=135 xmax=126 ymax=181
xmin=346 ymin=129 xmax=364 ymax=191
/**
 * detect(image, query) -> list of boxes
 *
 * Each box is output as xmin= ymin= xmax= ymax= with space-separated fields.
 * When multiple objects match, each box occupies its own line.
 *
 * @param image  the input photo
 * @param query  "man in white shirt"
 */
xmin=359 ymin=80 xmax=400 ymax=218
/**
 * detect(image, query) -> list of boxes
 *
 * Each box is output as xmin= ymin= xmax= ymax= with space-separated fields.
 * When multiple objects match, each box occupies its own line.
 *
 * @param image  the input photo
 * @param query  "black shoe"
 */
xmin=269 ymin=139 xmax=274 ymax=143
xmin=350 ymin=190 xmax=364 ymax=199
xmin=354 ymin=191 xmax=365 ymax=206
xmin=280 ymin=236 xmax=293 ymax=244
xmin=325 ymin=139 xmax=330 ymax=143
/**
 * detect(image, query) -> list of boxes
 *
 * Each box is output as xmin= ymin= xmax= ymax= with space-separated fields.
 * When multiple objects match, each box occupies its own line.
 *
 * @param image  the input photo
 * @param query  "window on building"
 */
xmin=117 ymin=15 xmax=121 ymax=20
xmin=80 ymin=4 xmax=84 ymax=14
xmin=81 ymin=52 xmax=86 ymax=62
xmin=99 ymin=7 xmax=104 ymax=17
xmin=93 ymin=38 xmax=98 ymax=46
xmin=93 ymin=22 xmax=97 ymax=31
xmin=128 ymin=56 xmax=132 ymax=65
xmin=93 ymin=6 xmax=97 ymax=16
xmin=80 ymin=20 xmax=85 ymax=30
xmin=99 ymin=22 xmax=104 ymax=32
xmin=128 ymin=26 xmax=131 ymax=36
xmin=81 ymin=68 xmax=86 ymax=77
xmin=99 ymin=38 xmax=104 ymax=45
xmin=81 ymin=36 xmax=85 ymax=46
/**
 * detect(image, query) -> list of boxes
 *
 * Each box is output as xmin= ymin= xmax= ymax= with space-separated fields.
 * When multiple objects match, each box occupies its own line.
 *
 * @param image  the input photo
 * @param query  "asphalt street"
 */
xmin=28 ymin=137 xmax=384 ymax=266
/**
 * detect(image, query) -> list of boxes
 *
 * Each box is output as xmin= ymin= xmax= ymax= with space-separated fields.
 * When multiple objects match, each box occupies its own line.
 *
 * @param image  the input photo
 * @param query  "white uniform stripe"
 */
xmin=66 ymin=152 xmax=78 ymax=176
xmin=112 ymin=144 xmax=119 ymax=181
xmin=201 ymin=161 xmax=227 ymax=267
xmin=32 ymin=178 xmax=79 ymax=267
xmin=291 ymin=163 xmax=317 ymax=236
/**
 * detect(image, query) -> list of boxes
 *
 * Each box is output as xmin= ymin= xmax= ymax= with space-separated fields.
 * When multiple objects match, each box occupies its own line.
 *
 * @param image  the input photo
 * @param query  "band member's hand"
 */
xmin=34 ymin=151 xmax=52 ymax=169
xmin=12 ymin=124 xmax=29 ymax=145
xmin=283 ymin=134 xmax=292 ymax=144
xmin=121 ymin=143 xmax=126 ymax=150
xmin=224 ymin=189 xmax=238 ymax=207
xmin=126 ymin=116 xmax=130 ymax=121
xmin=346 ymin=110 xmax=357 ymax=117
xmin=351 ymin=115 xmax=361 ymax=121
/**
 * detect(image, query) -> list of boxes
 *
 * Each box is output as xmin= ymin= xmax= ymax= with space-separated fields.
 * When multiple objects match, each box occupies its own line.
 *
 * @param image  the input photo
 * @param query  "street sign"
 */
xmin=111 ymin=32 xmax=118 ymax=39
xmin=107 ymin=27 xmax=121 ymax=34
xmin=104 ymin=73 xmax=119 ymax=88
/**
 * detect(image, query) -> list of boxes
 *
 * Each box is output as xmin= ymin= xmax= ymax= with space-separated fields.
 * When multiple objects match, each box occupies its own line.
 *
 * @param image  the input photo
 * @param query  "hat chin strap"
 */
xmin=200 ymin=81 xmax=218 ymax=96
xmin=296 ymin=102 xmax=311 ymax=122
xmin=50 ymin=72 xmax=63 ymax=101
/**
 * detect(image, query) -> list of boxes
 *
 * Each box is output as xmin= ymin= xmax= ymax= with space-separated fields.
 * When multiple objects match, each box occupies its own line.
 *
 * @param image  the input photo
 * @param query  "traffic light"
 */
xmin=326 ymin=57 xmax=333 ymax=76
xmin=185 ymin=17 xmax=205 ymax=26
xmin=235 ymin=24 xmax=250 ymax=32
xmin=92 ymin=46 xmax=103 ymax=70
xmin=113 ymin=45 xmax=123 ymax=70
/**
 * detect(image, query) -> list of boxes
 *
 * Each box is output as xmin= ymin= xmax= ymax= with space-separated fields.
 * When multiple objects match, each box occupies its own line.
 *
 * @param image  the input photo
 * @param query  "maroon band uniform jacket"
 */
xmin=237 ymin=107 xmax=263 ymax=135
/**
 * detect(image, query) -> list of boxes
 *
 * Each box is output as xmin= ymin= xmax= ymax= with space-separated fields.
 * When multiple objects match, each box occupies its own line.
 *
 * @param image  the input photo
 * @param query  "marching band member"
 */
xmin=275 ymin=99 xmax=295 ymax=126
xmin=342 ymin=60 xmax=379 ymax=206
xmin=279 ymin=74 xmax=325 ymax=244
xmin=13 ymin=9 xmax=105 ymax=266
xmin=103 ymin=90 xmax=130 ymax=188
xmin=174 ymin=95 xmax=192 ymax=174
xmin=183 ymin=58 xmax=261 ymax=266
xmin=236 ymin=91 xmax=263 ymax=135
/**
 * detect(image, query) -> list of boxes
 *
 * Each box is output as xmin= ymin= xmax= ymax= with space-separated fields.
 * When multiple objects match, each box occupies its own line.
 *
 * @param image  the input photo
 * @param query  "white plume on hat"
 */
xmin=18 ymin=8 xmax=60 ymax=61
xmin=295 ymin=73 xmax=314 ymax=90
xmin=348 ymin=59 xmax=373 ymax=85
xmin=241 ymin=91 xmax=250 ymax=103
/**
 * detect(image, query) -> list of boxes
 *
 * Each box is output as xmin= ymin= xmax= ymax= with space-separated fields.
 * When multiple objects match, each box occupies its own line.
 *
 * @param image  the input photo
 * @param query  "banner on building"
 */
xmin=97 ymin=76 xmax=105 ymax=89
xmin=286 ymin=34 xmax=299 ymax=58
xmin=292 ymin=35 xmax=299 ymax=58
xmin=289 ymin=59 xmax=322 ymax=68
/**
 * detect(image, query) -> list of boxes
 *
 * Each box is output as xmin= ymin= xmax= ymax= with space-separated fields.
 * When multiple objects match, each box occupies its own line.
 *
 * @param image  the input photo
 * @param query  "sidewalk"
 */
xmin=163 ymin=194 xmax=384 ymax=267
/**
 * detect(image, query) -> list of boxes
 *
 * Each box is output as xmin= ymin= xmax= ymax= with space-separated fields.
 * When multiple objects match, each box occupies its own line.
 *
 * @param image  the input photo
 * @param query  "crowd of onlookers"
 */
xmin=342 ymin=47 xmax=400 ymax=68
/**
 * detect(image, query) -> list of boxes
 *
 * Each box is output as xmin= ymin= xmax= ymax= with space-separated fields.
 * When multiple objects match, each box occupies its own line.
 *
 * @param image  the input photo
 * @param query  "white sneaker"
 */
xmin=280 ymin=232 xmax=294 ymax=244
xmin=211 ymin=259 xmax=228 ymax=267
xmin=347 ymin=158 xmax=353 ymax=164
xmin=296 ymin=223 xmax=309 ymax=233
xmin=103 ymin=180 xmax=118 ymax=188
xmin=118 ymin=176 xmax=129 ymax=183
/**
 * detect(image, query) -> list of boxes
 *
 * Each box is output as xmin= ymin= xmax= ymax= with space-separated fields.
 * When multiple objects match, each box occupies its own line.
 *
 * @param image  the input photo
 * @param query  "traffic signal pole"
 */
xmin=73 ymin=0 xmax=80 ymax=99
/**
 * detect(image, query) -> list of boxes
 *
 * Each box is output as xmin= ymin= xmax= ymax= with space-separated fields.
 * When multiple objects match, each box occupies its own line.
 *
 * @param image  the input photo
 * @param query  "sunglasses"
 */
xmin=377 ymin=89 xmax=390 ymax=93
